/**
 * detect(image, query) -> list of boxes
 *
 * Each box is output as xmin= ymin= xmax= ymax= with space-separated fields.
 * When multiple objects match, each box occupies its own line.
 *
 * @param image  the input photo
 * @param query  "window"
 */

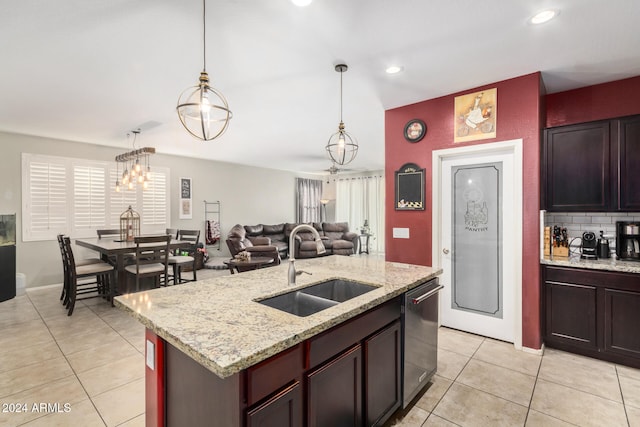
xmin=22 ymin=153 xmax=170 ymax=241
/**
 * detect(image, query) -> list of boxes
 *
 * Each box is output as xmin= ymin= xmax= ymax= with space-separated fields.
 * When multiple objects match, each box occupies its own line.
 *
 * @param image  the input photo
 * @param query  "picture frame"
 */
xmin=454 ymin=88 xmax=497 ymax=143
xmin=179 ymin=177 xmax=192 ymax=219
xmin=395 ymin=163 xmax=425 ymax=210
xmin=403 ymin=119 xmax=427 ymax=143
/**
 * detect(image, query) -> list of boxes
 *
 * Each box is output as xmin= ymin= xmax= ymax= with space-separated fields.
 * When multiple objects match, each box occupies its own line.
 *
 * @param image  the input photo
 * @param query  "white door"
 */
xmin=433 ymin=141 xmax=522 ymax=344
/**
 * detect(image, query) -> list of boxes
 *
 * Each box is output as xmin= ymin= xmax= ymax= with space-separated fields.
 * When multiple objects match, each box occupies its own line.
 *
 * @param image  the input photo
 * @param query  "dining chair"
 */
xmin=61 ymin=236 xmax=115 ymax=316
xmin=167 ymin=229 xmax=201 ymax=284
xmin=166 ymin=228 xmax=178 ymax=239
xmin=124 ymin=235 xmax=171 ymax=292
xmin=57 ymin=234 xmax=103 ymax=304
xmin=96 ymin=228 xmax=135 ymax=265
xmin=97 ymin=228 xmax=121 ymax=239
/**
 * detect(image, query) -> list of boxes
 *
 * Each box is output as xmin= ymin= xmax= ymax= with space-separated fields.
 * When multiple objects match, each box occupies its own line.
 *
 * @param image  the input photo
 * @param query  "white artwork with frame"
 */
xmin=179 ymin=177 xmax=192 ymax=219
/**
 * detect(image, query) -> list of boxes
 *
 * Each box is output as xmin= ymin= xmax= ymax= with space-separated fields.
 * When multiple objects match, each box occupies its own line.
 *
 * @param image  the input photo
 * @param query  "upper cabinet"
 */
xmin=542 ymin=115 xmax=640 ymax=212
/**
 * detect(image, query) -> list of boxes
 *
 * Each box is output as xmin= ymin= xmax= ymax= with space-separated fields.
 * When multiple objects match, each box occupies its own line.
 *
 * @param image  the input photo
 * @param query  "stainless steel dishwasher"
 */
xmin=402 ymin=278 xmax=442 ymax=408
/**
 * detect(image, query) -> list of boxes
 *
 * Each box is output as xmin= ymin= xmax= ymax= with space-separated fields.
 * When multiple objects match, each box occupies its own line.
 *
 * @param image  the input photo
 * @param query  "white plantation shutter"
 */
xmin=22 ymin=153 xmax=170 ymax=241
xmin=142 ymin=170 xmax=168 ymax=228
xmin=73 ymin=165 xmax=106 ymax=229
xmin=24 ymin=159 xmax=68 ymax=239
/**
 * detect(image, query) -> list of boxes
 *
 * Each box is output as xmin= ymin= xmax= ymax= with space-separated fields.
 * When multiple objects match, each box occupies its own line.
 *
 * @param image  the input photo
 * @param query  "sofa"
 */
xmin=241 ymin=222 xmax=358 ymax=259
xmin=225 ymin=225 xmax=281 ymax=267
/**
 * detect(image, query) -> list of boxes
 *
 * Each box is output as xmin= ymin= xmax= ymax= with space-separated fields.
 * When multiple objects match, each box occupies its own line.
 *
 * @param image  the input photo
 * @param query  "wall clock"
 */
xmin=403 ymin=119 xmax=427 ymax=143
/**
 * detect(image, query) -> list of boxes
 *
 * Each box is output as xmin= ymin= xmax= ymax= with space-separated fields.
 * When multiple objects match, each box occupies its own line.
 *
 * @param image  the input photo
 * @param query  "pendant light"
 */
xmin=176 ymin=0 xmax=232 ymax=141
xmin=326 ymin=64 xmax=358 ymax=165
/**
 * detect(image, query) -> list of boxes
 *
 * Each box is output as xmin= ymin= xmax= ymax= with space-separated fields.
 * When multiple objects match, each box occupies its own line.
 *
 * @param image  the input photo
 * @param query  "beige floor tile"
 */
xmin=0 ymin=376 xmax=88 ymax=426
xmin=0 ymin=340 xmax=63 ymax=374
xmin=92 ymin=378 xmax=145 ymax=427
xmin=46 ymin=315 xmax=112 ymax=340
xmin=20 ymin=398 xmax=106 ymax=427
xmin=77 ymin=354 xmax=144 ymax=397
xmin=530 ymin=378 xmax=627 ymax=427
xmin=387 ymin=405 xmax=429 ymax=426
xmin=436 ymin=348 xmax=469 ymax=380
xmin=474 ymin=338 xmax=542 ymax=376
xmin=0 ymin=356 xmax=73 ymax=398
xmin=117 ymin=414 xmax=145 ymax=427
xmin=628 ymin=405 xmax=640 ymax=427
xmin=456 ymin=359 xmax=536 ymax=407
xmin=620 ymin=375 xmax=640 ymax=409
xmin=98 ymin=310 xmax=137 ymax=331
xmin=66 ymin=338 xmax=140 ymax=373
xmin=423 ymin=414 xmax=458 ymax=427
xmin=538 ymin=349 xmax=622 ymax=402
xmin=618 ymin=364 xmax=640 ymax=381
xmin=0 ymin=319 xmax=53 ymax=350
xmin=56 ymin=327 xmax=125 ymax=356
xmin=525 ymin=409 xmax=574 ymax=426
xmin=0 ymin=296 xmax=41 ymax=327
xmin=36 ymin=304 xmax=93 ymax=321
xmin=438 ymin=327 xmax=484 ymax=357
xmin=432 ymin=383 xmax=528 ymax=427
xmin=414 ymin=375 xmax=453 ymax=413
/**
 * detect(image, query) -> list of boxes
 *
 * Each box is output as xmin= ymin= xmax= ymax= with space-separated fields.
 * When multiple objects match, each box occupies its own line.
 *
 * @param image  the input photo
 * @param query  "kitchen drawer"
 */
xmin=246 ymin=344 xmax=303 ymax=406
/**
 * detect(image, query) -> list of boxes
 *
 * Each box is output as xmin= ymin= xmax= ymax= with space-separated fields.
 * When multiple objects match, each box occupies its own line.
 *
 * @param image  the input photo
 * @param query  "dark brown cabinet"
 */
xmin=246 ymin=381 xmax=303 ymax=427
xmin=364 ymin=320 xmax=401 ymax=426
xmin=542 ymin=265 xmax=640 ymax=368
xmin=542 ymin=115 xmax=640 ymax=211
xmin=307 ymin=345 xmax=363 ymax=427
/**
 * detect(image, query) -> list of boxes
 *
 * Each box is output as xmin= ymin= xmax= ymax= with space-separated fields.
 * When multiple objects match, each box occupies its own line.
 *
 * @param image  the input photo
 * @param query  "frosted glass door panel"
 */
xmin=451 ymin=162 xmax=502 ymax=319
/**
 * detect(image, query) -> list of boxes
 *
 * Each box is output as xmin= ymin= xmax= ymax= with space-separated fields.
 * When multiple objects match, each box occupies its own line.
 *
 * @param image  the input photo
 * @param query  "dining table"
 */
xmin=75 ymin=237 xmax=191 ymax=293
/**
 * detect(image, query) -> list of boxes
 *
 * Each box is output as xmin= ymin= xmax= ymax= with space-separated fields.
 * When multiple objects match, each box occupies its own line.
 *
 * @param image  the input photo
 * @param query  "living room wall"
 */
xmin=0 ymin=131 xmax=301 ymax=288
xmin=384 ymin=72 xmax=544 ymax=349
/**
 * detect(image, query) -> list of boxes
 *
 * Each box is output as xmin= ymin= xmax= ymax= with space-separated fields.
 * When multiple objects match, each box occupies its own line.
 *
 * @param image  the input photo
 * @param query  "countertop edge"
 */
xmin=540 ymin=257 xmax=640 ymax=274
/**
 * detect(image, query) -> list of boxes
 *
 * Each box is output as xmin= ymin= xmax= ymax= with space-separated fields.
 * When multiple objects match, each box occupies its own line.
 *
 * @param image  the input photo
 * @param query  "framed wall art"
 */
xmin=395 ymin=163 xmax=425 ymax=210
xmin=179 ymin=177 xmax=192 ymax=219
xmin=403 ymin=119 xmax=427 ymax=143
xmin=454 ymin=88 xmax=497 ymax=143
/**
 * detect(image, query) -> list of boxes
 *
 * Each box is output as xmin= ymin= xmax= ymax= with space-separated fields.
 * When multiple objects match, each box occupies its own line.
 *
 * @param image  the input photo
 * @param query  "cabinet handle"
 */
xmin=412 ymin=285 xmax=444 ymax=304
xmin=442 ymin=248 xmax=449 ymax=254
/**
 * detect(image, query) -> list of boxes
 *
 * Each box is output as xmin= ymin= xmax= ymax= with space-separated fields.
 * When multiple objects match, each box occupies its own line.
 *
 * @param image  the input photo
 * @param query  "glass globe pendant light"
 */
xmin=177 ymin=0 xmax=232 ymax=141
xmin=326 ymin=64 xmax=358 ymax=165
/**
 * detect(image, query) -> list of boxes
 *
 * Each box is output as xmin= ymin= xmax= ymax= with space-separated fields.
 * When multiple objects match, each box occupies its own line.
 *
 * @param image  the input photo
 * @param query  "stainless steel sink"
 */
xmin=298 ymin=279 xmax=377 ymax=302
xmin=257 ymin=279 xmax=378 ymax=317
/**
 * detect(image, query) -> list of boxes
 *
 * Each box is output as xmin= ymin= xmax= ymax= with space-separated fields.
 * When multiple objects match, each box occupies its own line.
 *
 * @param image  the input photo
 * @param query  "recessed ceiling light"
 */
xmin=291 ymin=0 xmax=312 ymax=6
xmin=530 ymin=9 xmax=558 ymax=24
xmin=385 ymin=65 xmax=404 ymax=74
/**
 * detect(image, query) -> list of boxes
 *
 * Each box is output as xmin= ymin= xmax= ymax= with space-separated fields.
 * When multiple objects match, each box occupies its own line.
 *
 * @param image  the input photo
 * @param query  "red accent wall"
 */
xmin=385 ymin=72 xmax=543 ymax=349
xmin=546 ymin=76 xmax=640 ymax=127
xmin=145 ymin=329 xmax=165 ymax=427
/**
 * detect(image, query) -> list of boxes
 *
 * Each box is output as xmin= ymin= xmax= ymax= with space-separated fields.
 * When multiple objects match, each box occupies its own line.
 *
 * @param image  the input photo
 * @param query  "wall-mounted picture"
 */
xmin=454 ymin=88 xmax=497 ymax=143
xmin=179 ymin=177 xmax=192 ymax=219
xmin=395 ymin=163 xmax=425 ymax=210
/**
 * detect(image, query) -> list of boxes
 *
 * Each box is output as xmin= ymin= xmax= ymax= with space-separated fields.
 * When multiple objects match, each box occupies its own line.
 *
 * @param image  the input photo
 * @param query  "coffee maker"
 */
xmin=616 ymin=221 xmax=640 ymax=261
xmin=580 ymin=231 xmax=597 ymax=259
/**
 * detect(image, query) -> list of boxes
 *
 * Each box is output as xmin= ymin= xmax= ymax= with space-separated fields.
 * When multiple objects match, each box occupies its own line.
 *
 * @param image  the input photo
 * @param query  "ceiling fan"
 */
xmin=323 ymin=163 xmax=355 ymax=175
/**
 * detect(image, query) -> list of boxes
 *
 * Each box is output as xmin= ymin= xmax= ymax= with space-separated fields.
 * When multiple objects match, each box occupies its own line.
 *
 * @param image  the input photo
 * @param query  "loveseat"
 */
xmin=241 ymin=222 xmax=358 ymax=258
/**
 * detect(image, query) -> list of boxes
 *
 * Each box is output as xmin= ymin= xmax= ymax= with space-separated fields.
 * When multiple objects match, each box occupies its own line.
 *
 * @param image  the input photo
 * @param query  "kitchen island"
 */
xmin=115 ymin=255 xmax=441 ymax=427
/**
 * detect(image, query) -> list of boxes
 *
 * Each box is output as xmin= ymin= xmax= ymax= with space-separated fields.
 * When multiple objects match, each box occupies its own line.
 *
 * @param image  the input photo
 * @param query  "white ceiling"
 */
xmin=2 ymin=0 xmax=639 ymax=175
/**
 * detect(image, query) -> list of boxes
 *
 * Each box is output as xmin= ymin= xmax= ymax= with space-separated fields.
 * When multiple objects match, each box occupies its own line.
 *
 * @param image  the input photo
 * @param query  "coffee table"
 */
xmin=223 ymin=256 xmax=275 ymax=274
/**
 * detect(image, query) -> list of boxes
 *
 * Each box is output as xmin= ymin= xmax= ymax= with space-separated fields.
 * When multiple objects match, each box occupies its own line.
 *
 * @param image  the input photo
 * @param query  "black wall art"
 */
xmin=395 ymin=163 xmax=425 ymax=210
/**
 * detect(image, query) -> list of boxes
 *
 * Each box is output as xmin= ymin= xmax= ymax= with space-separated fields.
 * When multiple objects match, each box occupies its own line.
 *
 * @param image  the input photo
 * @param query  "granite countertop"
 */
xmin=541 ymin=255 xmax=640 ymax=274
xmin=114 ymin=255 xmax=441 ymax=379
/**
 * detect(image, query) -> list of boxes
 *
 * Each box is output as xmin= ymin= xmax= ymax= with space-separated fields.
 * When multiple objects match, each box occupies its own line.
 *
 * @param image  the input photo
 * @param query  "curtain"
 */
xmin=295 ymin=178 xmax=323 ymax=223
xmin=335 ymin=175 xmax=385 ymax=253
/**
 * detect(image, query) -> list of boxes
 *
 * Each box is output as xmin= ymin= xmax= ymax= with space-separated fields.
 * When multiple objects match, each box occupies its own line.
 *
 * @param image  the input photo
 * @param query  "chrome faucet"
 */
xmin=288 ymin=224 xmax=326 ymax=285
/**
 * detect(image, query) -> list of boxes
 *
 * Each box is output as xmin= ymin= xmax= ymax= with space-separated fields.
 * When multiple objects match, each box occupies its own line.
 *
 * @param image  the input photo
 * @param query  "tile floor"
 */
xmin=1 ymin=267 xmax=639 ymax=427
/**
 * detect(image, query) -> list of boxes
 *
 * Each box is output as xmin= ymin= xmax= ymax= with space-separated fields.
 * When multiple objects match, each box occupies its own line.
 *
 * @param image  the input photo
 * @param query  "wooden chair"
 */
xmin=124 ymin=235 xmax=170 ymax=292
xmin=166 ymin=228 xmax=178 ymax=239
xmin=57 ymin=234 xmax=102 ymax=304
xmin=168 ymin=229 xmax=200 ymax=284
xmin=97 ymin=228 xmax=121 ymax=239
xmin=96 ymin=228 xmax=135 ymax=265
xmin=60 ymin=236 xmax=115 ymax=315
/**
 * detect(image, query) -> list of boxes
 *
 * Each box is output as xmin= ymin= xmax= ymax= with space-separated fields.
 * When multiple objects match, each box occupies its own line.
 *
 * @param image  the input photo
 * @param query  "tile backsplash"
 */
xmin=543 ymin=212 xmax=640 ymax=249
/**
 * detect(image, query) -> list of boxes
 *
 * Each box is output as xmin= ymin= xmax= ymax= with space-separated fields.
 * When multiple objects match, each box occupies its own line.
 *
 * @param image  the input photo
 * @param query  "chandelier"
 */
xmin=326 ymin=64 xmax=358 ymax=165
xmin=115 ymin=130 xmax=155 ymax=192
xmin=176 ymin=0 xmax=232 ymax=141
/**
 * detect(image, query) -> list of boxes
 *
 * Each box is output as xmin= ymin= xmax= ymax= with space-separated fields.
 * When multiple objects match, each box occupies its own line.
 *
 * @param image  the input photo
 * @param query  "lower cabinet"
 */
xmin=543 ymin=265 xmax=640 ymax=368
xmin=243 ymin=296 xmax=403 ymax=427
xmin=246 ymin=381 xmax=303 ymax=427
xmin=307 ymin=345 xmax=362 ymax=427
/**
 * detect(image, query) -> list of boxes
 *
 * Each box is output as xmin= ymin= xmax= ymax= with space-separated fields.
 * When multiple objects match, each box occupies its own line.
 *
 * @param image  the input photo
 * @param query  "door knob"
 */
xmin=442 ymin=248 xmax=449 ymax=254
